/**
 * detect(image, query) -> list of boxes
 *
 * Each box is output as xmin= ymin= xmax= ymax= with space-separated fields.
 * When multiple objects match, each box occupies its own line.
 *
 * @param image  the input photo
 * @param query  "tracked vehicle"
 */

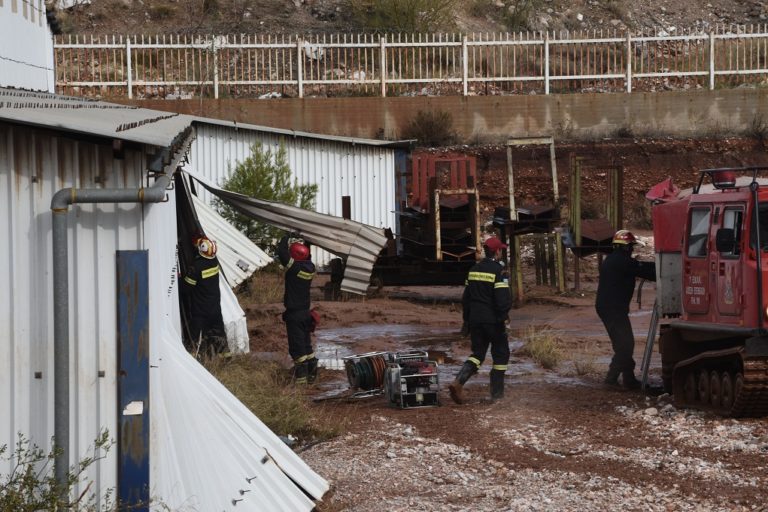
xmin=653 ymin=167 xmax=768 ymax=416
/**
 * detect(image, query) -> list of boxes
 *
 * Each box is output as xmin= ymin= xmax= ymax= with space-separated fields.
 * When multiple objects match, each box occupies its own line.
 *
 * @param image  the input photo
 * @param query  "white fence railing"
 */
xmin=54 ymin=26 xmax=768 ymax=99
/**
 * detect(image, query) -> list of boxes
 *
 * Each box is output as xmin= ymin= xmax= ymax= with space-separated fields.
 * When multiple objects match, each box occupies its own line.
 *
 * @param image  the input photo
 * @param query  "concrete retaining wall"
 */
xmin=124 ymin=89 xmax=768 ymax=141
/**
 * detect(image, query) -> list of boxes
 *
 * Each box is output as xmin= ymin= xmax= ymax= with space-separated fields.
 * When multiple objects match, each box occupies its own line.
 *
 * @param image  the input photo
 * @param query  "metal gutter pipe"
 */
xmin=50 ymin=174 xmax=170 ymax=489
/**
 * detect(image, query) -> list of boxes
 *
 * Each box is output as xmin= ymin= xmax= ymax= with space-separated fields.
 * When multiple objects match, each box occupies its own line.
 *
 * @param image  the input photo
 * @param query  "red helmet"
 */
xmin=289 ymin=242 xmax=310 ymax=261
xmin=612 ymin=229 xmax=637 ymax=246
xmin=197 ymin=237 xmax=217 ymax=259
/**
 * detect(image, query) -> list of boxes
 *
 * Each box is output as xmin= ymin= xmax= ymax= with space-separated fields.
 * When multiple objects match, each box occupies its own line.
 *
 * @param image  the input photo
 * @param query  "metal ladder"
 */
xmin=640 ymin=298 xmax=660 ymax=391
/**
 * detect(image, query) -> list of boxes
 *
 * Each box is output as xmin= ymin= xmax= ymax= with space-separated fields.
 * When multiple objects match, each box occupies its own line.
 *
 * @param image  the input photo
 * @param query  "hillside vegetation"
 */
xmin=57 ymin=0 xmax=768 ymax=36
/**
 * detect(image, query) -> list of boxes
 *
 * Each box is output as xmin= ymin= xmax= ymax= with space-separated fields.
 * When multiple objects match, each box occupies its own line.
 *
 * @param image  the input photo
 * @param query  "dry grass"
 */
xmin=237 ymin=264 xmax=284 ymax=305
xmin=204 ymin=355 xmax=348 ymax=442
xmin=570 ymin=342 xmax=600 ymax=376
xmin=519 ymin=326 xmax=562 ymax=369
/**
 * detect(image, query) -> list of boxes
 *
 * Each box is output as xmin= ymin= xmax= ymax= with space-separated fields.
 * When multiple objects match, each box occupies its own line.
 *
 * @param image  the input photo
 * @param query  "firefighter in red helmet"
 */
xmin=277 ymin=233 xmax=318 ymax=384
xmin=449 ymin=236 xmax=512 ymax=404
xmin=182 ymin=235 xmax=227 ymax=357
xmin=596 ymin=230 xmax=656 ymax=389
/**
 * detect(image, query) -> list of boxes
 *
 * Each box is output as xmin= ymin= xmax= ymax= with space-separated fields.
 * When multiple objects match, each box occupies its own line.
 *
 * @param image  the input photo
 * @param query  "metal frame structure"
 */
xmin=506 ymin=136 xmax=559 ymax=222
xmin=54 ymin=28 xmax=768 ymax=98
xmin=433 ymin=187 xmax=481 ymax=262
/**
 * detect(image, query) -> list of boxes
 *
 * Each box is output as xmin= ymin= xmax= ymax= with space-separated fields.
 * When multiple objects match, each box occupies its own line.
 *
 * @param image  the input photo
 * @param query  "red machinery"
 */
xmin=652 ymin=167 xmax=768 ymax=416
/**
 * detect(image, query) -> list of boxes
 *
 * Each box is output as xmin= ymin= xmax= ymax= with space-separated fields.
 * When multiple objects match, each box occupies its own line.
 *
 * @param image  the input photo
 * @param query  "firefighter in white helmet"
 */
xmin=182 ymin=235 xmax=227 ymax=357
xmin=596 ymin=230 xmax=656 ymax=389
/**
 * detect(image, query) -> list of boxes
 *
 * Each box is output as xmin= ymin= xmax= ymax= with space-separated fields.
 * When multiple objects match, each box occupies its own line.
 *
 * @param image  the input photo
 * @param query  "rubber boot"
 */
xmin=622 ymin=371 xmax=641 ymax=390
xmin=449 ymin=361 xmax=477 ymax=404
xmin=490 ymin=369 xmax=505 ymax=401
xmin=604 ymin=367 xmax=621 ymax=387
xmin=292 ymin=361 xmax=309 ymax=385
xmin=306 ymin=357 xmax=319 ymax=384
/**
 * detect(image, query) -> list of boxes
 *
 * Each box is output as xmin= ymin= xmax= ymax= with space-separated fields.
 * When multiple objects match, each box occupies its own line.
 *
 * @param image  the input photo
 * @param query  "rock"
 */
xmin=386 ymin=451 xmax=396 ymax=459
xmin=644 ymin=407 xmax=659 ymax=416
xmin=576 ymin=13 xmax=584 ymax=21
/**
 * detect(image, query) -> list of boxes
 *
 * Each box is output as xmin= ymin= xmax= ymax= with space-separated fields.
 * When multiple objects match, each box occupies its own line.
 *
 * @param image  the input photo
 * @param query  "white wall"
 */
xmin=0 ymin=0 xmax=55 ymax=92
xmin=0 ymin=122 xmax=158 ymax=503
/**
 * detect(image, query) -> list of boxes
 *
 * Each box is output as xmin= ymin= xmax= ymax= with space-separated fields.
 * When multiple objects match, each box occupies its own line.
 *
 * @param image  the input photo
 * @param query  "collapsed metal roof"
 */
xmin=0 ymin=87 xmax=191 ymax=147
xmin=186 ymin=170 xmax=387 ymax=295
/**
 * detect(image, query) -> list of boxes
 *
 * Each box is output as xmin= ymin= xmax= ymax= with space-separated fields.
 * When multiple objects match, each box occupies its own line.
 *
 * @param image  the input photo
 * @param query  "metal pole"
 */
xmin=126 ymin=36 xmax=133 ymax=99
xmin=297 ymin=39 xmax=304 ymax=99
xmin=626 ymin=32 xmax=632 ymax=93
xmin=380 ymin=37 xmax=387 ymax=98
xmin=462 ymin=35 xmax=468 ymax=96
xmin=507 ymin=143 xmax=517 ymax=221
xmin=709 ymin=31 xmax=716 ymax=90
xmin=212 ymin=37 xmax=219 ymax=99
xmin=544 ymin=32 xmax=550 ymax=95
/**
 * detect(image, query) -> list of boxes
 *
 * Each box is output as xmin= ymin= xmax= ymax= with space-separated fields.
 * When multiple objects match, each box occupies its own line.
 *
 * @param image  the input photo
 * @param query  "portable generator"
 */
xmin=384 ymin=350 xmax=440 ymax=408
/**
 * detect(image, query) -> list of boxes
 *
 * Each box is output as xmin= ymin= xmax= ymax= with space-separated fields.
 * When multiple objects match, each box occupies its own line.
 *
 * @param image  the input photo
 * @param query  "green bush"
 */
xmin=402 ymin=109 xmax=458 ymax=147
xmin=0 ymin=431 xmax=121 ymax=511
xmin=214 ymin=142 xmax=318 ymax=252
xmin=348 ymin=0 xmax=459 ymax=33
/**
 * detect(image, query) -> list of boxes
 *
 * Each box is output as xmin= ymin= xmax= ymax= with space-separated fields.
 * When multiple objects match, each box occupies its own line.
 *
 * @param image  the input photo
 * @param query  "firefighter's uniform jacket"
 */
xmin=183 ymin=255 xmax=222 ymax=316
xmin=462 ymin=257 xmax=512 ymax=325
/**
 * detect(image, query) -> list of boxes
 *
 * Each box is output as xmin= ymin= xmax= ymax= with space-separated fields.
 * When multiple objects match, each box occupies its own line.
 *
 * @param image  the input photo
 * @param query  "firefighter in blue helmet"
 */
xmin=449 ymin=236 xmax=512 ymax=403
xmin=596 ymin=230 xmax=656 ymax=389
xmin=277 ymin=234 xmax=318 ymax=384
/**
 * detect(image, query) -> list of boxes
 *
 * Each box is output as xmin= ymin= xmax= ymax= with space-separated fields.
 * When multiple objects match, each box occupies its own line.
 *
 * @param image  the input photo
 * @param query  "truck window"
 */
xmin=750 ymin=203 xmax=768 ymax=251
xmin=721 ymin=208 xmax=743 ymax=257
xmin=687 ymin=207 xmax=710 ymax=257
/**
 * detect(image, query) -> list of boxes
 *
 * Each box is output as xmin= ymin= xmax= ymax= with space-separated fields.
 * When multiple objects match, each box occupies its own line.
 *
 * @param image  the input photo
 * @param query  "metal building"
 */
xmin=0 ymin=0 xmax=55 ymax=92
xmin=187 ymin=119 xmax=410 ymax=267
xmin=0 ymin=88 xmax=328 ymax=510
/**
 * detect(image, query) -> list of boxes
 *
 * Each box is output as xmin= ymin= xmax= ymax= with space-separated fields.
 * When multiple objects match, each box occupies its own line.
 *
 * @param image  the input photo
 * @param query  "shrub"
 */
xmin=520 ymin=326 xmax=562 ymax=369
xmin=0 ymin=431 xmax=122 ymax=511
xmin=402 ymin=109 xmax=458 ymax=147
xmin=348 ymin=0 xmax=459 ymax=33
xmin=744 ymin=113 xmax=768 ymax=142
xmin=214 ymin=142 xmax=318 ymax=252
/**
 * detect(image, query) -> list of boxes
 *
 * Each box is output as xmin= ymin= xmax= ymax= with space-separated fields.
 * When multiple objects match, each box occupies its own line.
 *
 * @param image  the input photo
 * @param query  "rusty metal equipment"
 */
xmin=384 ymin=350 xmax=440 ymax=408
xmin=374 ymin=153 xmax=481 ymax=285
xmin=509 ymin=233 xmax=566 ymax=305
xmin=493 ymin=137 xmax=565 ymax=304
xmin=566 ymin=155 xmax=624 ymax=290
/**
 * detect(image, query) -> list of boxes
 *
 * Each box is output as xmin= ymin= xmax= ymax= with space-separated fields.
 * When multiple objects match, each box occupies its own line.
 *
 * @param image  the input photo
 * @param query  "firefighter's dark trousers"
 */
xmin=283 ymin=308 xmax=313 ymax=361
xmin=189 ymin=311 xmax=227 ymax=355
xmin=466 ymin=322 xmax=510 ymax=373
xmin=598 ymin=308 xmax=635 ymax=374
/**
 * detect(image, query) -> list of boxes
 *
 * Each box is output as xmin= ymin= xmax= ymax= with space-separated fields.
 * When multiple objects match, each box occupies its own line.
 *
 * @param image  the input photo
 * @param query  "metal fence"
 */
xmin=54 ymin=26 xmax=768 ymax=99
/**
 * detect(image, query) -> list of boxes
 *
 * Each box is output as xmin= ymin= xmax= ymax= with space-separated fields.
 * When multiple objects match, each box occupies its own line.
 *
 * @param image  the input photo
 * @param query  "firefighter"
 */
xmin=182 ymin=236 xmax=227 ymax=356
xmin=449 ymin=236 xmax=512 ymax=404
xmin=277 ymin=234 xmax=318 ymax=384
xmin=596 ymin=229 xmax=656 ymax=389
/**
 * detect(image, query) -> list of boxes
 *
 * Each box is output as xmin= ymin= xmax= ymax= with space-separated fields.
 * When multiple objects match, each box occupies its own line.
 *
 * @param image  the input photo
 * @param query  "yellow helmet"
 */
xmin=612 ymin=230 xmax=638 ymax=245
xmin=197 ymin=237 xmax=217 ymax=259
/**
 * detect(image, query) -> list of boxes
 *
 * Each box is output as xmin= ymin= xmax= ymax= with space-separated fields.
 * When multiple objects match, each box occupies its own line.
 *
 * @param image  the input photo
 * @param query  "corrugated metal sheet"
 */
xmin=0 ymin=2 xmax=55 ymax=92
xmin=0 ymin=119 xmax=328 ymax=509
xmin=189 ymin=172 xmax=387 ymax=295
xmin=192 ymin=193 xmax=273 ymax=287
xmin=187 ymin=122 xmax=398 ymax=267
xmin=0 ymin=121 xmax=148 ymax=502
xmin=0 ymin=87 xmax=192 ymax=148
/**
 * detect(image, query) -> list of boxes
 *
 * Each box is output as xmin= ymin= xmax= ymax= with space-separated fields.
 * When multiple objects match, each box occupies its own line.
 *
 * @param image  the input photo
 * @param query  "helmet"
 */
xmin=289 ymin=242 xmax=310 ymax=261
xmin=612 ymin=230 xmax=638 ymax=246
xmin=483 ymin=236 xmax=508 ymax=253
xmin=197 ymin=237 xmax=217 ymax=259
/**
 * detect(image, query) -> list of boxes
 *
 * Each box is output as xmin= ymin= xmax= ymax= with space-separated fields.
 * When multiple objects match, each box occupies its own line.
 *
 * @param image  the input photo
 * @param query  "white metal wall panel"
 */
xmin=189 ymin=124 xmax=396 ymax=267
xmin=0 ymin=123 xmax=147 ymax=503
xmin=0 ymin=1 xmax=55 ymax=92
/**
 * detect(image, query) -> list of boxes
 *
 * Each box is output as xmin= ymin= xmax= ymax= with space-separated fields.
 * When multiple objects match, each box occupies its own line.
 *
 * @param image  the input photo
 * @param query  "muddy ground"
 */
xmin=244 ymin=263 xmax=767 ymax=511
xmin=240 ymin=139 xmax=768 ymax=510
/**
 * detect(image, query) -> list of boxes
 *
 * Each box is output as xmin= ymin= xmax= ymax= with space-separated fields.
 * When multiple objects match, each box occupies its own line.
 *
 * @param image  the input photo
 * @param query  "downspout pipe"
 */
xmin=51 ymin=173 xmax=170 ymax=489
